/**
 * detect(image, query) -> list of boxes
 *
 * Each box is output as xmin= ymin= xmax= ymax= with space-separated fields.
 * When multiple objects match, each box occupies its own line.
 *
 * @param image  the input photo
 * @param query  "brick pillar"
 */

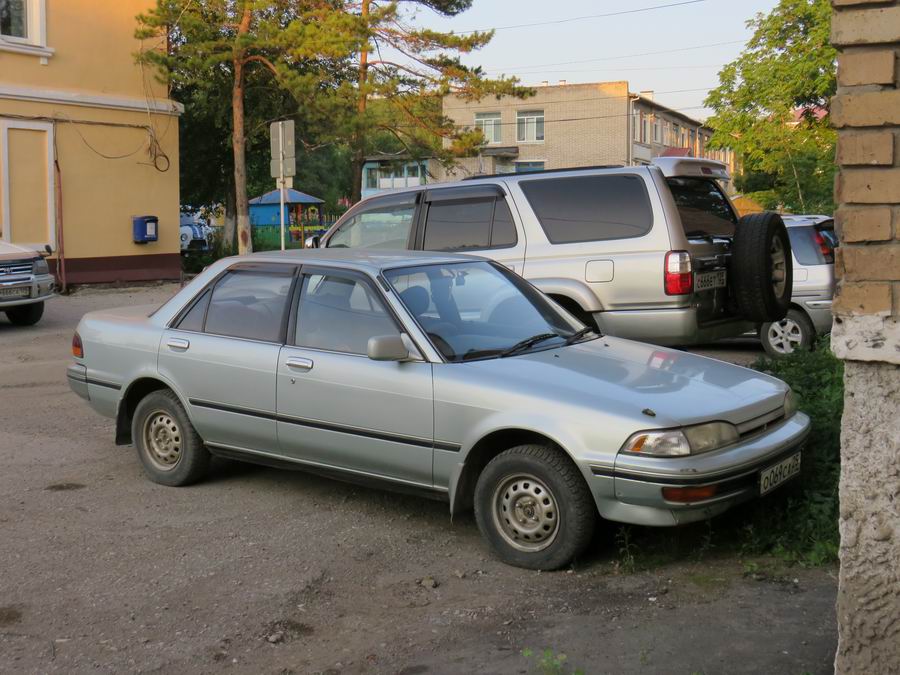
xmin=830 ymin=2 xmax=900 ymax=673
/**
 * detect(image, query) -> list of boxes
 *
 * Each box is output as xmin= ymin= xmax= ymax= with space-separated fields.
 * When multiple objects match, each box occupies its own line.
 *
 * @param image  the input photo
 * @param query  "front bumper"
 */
xmin=593 ymin=307 xmax=753 ymax=346
xmin=0 ymin=273 xmax=55 ymax=309
xmin=589 ymin=411 xmax=811 ymax=527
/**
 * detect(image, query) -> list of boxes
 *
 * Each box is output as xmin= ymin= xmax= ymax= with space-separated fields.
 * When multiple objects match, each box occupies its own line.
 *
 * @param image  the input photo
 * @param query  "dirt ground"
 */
xmin=0 ymin=284 xmax=837 ymax=674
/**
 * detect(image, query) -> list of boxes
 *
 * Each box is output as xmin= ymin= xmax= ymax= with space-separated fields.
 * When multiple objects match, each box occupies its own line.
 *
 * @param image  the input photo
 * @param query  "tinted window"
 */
xmin=491 ymin=199 xmax=517 ymax=247
xmin=666 ymin=177 xmax=737 ymax=237
xmin=424 ymin=200 xmax=492 ymax=250
xmin=204 ymin=271 xmax=293 ymax=342
xmin=788 ymin=225 xmax=835 ymax=265
xmin=328 ymin=204 xmax=415 ymax=249
xmin=520 ymin=175 xmax=653 ymax=244
xmin=177 ymin=289 xmax=211 ymax=332
xmin=295 ymin=274 xmax=397 ymax=354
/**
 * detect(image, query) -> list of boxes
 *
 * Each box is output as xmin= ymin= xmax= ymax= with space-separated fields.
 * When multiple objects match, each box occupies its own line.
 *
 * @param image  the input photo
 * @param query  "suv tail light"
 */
xmin=664 ymin=251 xmax=693 ymax=295
xmin=72 ymin=332 xmax=84 ymax=358
xmin=814 ymin=231 xmax=835 ymax=263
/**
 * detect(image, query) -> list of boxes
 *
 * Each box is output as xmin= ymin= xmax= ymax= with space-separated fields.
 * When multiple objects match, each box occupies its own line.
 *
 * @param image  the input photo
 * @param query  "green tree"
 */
xmin=705 ymin=0 xmax=837 ymax=214
xmin=349 ymin=0 xmax=529 ymax=202
xmin=137 ymin=1 xmax=364 ymax=253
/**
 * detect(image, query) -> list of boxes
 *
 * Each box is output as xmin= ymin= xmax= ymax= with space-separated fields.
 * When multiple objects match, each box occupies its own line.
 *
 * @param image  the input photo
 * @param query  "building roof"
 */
xmin=249 ymin=188 xmax=324 ymax=205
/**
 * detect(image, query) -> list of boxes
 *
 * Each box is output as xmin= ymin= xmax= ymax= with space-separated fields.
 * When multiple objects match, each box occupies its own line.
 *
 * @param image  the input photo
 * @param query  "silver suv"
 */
xmin=758 ymin=215 xmax=835 ymax=356
xmin=314 ymin=158 xmax=793 ymax=346
xmin=0 ymin=241 xmax=55 ymax=326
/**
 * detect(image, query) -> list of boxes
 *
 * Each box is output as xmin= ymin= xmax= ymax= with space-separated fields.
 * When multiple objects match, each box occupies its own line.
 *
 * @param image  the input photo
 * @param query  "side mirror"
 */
xmin=305 ymin=235 xmax=321 ymax=249
xmin=367 ymin=334 xmax=414 ymax=362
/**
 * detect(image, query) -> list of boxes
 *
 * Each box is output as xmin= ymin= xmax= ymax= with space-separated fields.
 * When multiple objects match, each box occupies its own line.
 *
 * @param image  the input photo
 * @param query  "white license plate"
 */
xmin=695 ymin=270 xmax=727 ymax=291
xmin=0 ymin=287 xmax=29 ymax=299
xmin=759 ymin=452 xmax=802 ymax=495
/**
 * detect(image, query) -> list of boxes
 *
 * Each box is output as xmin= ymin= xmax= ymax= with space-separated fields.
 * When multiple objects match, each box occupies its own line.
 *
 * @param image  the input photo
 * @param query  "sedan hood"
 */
xmin=465 ymin=336 xmax=787 ymax=427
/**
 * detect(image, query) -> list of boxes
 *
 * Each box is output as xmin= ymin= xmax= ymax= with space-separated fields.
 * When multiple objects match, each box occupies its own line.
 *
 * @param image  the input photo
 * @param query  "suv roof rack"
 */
xmin=461 ymin=165 xmax=625 ymax=180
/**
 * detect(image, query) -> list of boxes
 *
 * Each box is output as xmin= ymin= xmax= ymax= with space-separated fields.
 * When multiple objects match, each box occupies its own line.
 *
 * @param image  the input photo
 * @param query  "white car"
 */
xmin=0 ymin=241 xmax=55 ymax=326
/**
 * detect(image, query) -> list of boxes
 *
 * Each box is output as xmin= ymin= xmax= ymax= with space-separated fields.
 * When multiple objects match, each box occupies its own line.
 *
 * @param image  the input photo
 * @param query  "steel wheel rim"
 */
xmin=143 ymin=410 xmax=182 ymax=471
xmin=770 ymin=236 xmax=787 ymax=297
xmin=491 ymin=473 xmax=559 ymax=552
xmin=767 ymin=318 xmax=802 ymax=354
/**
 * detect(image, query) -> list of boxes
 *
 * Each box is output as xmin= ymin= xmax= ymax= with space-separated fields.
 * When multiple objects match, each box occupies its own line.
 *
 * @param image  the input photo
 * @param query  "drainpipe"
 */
xmin=52 ymin=122 xmax=67 ymax=293
xmin=627 ymin=95 xmax=640 ymax=166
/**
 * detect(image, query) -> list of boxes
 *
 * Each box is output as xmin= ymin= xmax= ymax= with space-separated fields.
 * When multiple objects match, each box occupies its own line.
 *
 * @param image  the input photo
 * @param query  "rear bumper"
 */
xmin=589 ymin=411 xmax=811 ymax=526
xmin=798 ymin=298 xmax=833 ymax=334
xmin=0 ymin=273 xmax=55 ymax=309
xmin=67 ymin=363 xmax=90 ymax=401
xmin=593 ymin=307 xmax=753 ymax=346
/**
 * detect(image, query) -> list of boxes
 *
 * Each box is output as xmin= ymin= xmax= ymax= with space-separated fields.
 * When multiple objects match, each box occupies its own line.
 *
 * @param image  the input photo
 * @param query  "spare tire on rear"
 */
xmin=730 ymin=211 xmax=792 ymax=323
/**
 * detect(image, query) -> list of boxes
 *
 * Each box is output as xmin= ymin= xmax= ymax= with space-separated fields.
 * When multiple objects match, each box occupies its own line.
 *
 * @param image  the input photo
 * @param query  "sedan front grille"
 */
xmin=737 ymin=407 xmax=786 ymax=439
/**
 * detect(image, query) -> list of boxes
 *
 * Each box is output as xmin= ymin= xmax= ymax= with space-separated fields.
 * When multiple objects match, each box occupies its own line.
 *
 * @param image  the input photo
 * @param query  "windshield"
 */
xmin=666 ymin=177 xmax=737 ymax=238
xmin=384 ymin=261 xmax=591 ymax=362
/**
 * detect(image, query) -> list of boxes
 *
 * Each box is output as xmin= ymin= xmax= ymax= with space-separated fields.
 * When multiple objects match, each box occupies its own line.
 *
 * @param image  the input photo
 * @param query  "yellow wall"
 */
xmin=2 ymin=0 xmax=169 ymax=101
xmin=0 ymin=98 xmax=180 ymax=260
xmin=0 ymin=0 xmax=181 ymax=280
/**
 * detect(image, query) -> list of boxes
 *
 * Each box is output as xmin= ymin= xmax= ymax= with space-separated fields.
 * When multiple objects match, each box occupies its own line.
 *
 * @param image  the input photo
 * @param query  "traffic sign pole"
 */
xmin=279 ymin=128 xmax=286 ymax=251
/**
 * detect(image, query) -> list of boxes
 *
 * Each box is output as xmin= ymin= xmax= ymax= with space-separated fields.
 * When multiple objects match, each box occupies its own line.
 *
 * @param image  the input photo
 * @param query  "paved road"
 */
xmin=0 ymin=285 xmax=834 ymax=674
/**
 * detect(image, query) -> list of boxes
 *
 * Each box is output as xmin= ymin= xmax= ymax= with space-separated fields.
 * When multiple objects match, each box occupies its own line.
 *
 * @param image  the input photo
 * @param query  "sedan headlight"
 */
xmin=621 ymin=421 xmax=739 ymax=457
xmin=33 ymin=258 xmax=49 ymax=275
xmin=783 ymin=389 xmax=798 ymax=418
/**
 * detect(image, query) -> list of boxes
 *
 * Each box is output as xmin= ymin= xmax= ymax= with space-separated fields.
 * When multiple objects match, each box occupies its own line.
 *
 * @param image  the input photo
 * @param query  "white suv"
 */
xmin=314 ymin=158 xmax=793 ymax=345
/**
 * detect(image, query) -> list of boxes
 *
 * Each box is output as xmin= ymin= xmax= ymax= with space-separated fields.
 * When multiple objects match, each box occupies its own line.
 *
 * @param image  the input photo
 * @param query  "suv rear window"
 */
xmin=788 ymin=222 xmax=836 ymax=265
xmin=666 ymin=177 xmax=737 ymax=238
xmin=519 ymin=174 xmax=653 ymax=244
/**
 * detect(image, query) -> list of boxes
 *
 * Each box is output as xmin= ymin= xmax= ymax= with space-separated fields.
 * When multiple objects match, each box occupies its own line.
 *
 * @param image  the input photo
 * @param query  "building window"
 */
xmin=364 ymin=167 xmax=378 ymax=190
xmin=475 ymin=112 xmax=502 ymax=144
xmin=406 ymin=163 xmax=419 ymax=178
xmin=641 ymin=117 xmax=649 ymax=144
xmin=0 ymin=0 xmax=26 ymax=38
xmin=516 ymin=110 xmax=544 ymax=143
xmin=515 ymin=161 xmax=545 ymax=173
xmin=632 ymin=113 xmax=640 ymax=141
xmin=653 ymin=120 xmax=661 ymax=144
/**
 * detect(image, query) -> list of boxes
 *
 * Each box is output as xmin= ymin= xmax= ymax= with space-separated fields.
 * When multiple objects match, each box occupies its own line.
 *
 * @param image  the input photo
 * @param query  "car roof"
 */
xmin=781 ymin=214 xmax=834 ymax=227
xmin=244 ymin=247 xmax=481 ymax=272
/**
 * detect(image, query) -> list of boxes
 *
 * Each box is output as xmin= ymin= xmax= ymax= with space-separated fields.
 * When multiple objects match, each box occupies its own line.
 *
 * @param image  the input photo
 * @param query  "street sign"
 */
xmin=269 ymin=120 xmax=297 ymax=251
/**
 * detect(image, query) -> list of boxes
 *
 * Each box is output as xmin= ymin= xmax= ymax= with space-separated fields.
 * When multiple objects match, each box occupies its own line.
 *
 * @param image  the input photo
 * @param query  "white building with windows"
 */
xmin=438 ymin=81 xmax=734 ymax=181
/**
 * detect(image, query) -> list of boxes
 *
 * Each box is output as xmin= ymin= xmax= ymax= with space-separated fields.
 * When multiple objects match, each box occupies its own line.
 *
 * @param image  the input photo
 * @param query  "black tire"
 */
xmin=730 ymin=212 xmax=792 ymax=322
xmin=760 ymin=308 xmax=815 ymax=358
xmin=5 ymin=301 xmax=44 ymax=326
xmin=474 ymin=444 xmax=596 ymax=570
xmin=132 ymin=389 xmax=210 ymax=486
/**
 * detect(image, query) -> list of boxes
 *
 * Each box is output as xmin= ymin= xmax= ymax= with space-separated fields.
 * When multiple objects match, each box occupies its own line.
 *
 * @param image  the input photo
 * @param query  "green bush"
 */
xmin=734 ymin=337 xmax=844 ymax=564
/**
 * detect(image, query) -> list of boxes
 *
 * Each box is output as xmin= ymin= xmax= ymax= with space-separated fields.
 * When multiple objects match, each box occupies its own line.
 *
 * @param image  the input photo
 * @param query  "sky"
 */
xmin=406 ymin=0 xmax=781 ymax=120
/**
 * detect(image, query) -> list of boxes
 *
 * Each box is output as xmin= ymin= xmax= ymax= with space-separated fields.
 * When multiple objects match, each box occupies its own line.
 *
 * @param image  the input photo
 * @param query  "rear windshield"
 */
xmin=666 ymin=177 xmax=737 ymax=238
xmin=788 ymin=222 xmax=836 ymax=265
xmin=519 ymin=174 xmax=653 ymax=244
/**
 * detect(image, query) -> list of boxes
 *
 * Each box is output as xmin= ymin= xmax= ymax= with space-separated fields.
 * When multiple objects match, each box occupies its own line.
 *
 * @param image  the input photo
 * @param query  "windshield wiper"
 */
xmin=564 ymin=326 xmax=597 ymax=345
xmin=500 ymin=332 xmax=562 ymax=358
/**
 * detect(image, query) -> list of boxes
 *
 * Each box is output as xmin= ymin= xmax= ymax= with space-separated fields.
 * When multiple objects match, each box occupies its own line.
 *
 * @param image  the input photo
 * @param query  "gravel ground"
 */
xmin=0 ymin=285 xmax=836 ymax=674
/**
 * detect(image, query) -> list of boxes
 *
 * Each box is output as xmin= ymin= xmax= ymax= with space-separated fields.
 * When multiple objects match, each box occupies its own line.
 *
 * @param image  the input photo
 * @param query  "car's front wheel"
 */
xmin=474 ymin=444 xmax=596 ymax=570
xmin=132 ymin=389 xmax=210 ymax=486
xmin=5 ymin=301 xmax=44 ymax=326
xmin=760 ymin=308 xmax=815 ymax=357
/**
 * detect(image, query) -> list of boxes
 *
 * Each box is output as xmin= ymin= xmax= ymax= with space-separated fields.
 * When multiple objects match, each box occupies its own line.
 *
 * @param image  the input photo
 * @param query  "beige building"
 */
xmin=437 ymin=81 xmax=733 ymax=180
xmin=0 ymin=0 xmax=181 ymax=284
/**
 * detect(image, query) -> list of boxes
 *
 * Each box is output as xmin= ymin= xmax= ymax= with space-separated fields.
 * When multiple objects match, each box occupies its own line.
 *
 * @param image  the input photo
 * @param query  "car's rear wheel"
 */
xmin=730 ymin=212 xmax=793 ymax=322
xmin=474 ymin=444 xmax=596 ymax=570
xmin=5 ymin=301 xmax=44 ymax=326
xmin=760 ymin=308 xmax=815 ymax=357
xmin=132 ymin=389 xmax=210 ymax=486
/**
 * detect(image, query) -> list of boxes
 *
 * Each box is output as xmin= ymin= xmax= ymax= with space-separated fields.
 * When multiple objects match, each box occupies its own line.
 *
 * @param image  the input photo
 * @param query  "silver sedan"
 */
xmin=67 ymin=250 xmax=810 ymax=570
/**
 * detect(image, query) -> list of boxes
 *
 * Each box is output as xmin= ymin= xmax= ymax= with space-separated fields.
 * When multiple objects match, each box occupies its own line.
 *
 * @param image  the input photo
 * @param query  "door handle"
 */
xmin=285 ymin=356 xmax=314 ymax=372
xmin=167 ymin=338 xmax=190 ymax=351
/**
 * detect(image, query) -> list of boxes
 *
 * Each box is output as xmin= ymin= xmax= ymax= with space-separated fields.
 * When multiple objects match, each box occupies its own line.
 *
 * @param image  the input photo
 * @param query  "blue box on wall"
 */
xmin=133 ymin=215 xmax=159 ymax=244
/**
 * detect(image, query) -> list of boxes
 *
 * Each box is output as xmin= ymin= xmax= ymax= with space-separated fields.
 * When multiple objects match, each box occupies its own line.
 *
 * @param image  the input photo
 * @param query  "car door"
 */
xmin=158 ymin=263 xmax=297 ymax=453
xmin=415 ymin=185 xmax=526 ymax=274
xmin=324 ymin=192 xmax=420 ymax=249
xmin=276 ymin=267 xmax=434 ymax=486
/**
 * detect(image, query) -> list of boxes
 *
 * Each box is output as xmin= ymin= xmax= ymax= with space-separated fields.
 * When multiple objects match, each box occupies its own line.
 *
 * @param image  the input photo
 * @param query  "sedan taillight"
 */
xmin=664 ymin=251 xmax=693 ymax=295
xmin=72 ymin=332 xmax=84 ymax=359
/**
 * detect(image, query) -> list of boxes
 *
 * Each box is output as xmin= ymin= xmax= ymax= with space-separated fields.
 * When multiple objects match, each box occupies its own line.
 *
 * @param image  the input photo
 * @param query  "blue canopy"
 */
xmin=249 ymin=188 xmax=324 ymax=205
